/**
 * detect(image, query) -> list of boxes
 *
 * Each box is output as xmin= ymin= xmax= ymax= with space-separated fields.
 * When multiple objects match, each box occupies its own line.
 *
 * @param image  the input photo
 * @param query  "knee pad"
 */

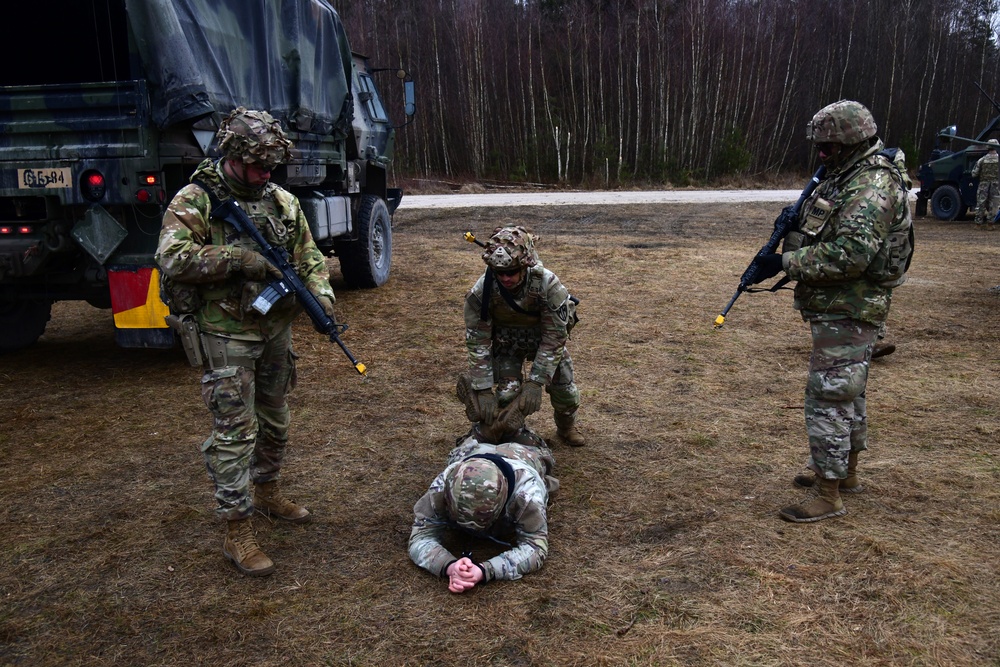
xmin=547 ymin=381 xmax=580 ymax=412
xmin=806 ymin=361 xmax=868 ymax=403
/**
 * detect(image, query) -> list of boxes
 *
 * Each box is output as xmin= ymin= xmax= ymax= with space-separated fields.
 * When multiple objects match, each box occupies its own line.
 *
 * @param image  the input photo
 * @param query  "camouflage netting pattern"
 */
xmin=482 ymin=226 xmax=538 ymax=271
xmin=216 ymin=107 xmax=294 ymax=168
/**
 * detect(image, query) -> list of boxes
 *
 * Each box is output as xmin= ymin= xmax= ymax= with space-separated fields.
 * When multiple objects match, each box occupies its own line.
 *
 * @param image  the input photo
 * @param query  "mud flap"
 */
xmin=108 ymin=266 xmax=174 ymax=349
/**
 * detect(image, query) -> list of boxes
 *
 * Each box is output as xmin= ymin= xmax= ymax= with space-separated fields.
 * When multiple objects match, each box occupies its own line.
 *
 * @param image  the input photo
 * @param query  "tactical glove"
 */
xmin=497 ymin=402 xmax=525 ymax=433
xmin=234 ymin=247 xmax=281 ymax=281
xmin=476 ymin=404 xmax=525 ymax=444
xmin=313 ymin=293 xmax=336 ymax=323
xmin=517 ymin=380 xmax=544 ymax=416
xmin=751 ymin=253 xmax=784 ymax=284
xmin=476 ymin=389 xmax=499 ymax=425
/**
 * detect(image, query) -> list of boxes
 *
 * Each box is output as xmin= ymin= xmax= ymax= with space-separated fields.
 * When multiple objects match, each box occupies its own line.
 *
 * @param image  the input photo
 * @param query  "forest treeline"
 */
xmin=331 ymin=0 xmax=1000 ymax=185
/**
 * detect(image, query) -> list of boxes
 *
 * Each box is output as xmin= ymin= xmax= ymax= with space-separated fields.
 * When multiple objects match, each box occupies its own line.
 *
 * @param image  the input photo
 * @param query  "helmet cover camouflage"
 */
xmin=988 ymin=139 xmax=999 ymax=147
xmin=444 ymin=458 xmax=507 ymax=532
xmin=806 ymin=100 xmax=878 ymax=146
xmin=482 ymin=225 xmax=538 ymax=271
xmin=216 ymin=107 xmax=293 ymax=169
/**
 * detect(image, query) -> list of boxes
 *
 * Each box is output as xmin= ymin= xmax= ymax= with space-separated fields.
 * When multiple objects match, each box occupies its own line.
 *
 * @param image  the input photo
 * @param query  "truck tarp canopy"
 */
xmin=126 ymin=0 xmax=353 ymax=135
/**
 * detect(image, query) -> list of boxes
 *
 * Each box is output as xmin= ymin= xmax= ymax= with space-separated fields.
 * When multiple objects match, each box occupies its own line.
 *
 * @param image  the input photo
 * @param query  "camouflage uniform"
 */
xmin=155 ymin=119 xmax=333 ymax=522
xmin=971 ymin=141 xmax=999 ymax=227
xmin=409 ymin=434 xmax=555 ymax=583
xmin=464 ymin=228 xmax=581 ymax=436
xmin=781 ymin=102 xmax=910 ymax=487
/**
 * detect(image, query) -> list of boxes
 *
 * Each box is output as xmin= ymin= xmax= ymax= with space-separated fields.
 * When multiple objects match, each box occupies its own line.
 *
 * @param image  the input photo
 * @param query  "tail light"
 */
xmin=80 ymin=170 xmax=107 ymax=202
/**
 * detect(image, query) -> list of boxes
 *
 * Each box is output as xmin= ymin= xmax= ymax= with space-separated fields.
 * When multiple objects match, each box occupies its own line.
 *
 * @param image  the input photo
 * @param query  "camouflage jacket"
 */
xmin=972 ymin=152 xmax=999 ymax=186
xmin=782 ymin=140 xmax=908 ymax=325
xmin=408 ymin=437 xmax=552 ymax=583
xmin=155 ymin=159 xmax=334 ymax=340
xmin=463 ymin=265 xmax=574 ymax=390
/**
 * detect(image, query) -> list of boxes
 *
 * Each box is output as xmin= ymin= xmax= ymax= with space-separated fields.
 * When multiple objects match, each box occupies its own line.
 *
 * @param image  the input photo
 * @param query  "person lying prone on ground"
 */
xmin=408 ymin=432 xmax=557 ymax=593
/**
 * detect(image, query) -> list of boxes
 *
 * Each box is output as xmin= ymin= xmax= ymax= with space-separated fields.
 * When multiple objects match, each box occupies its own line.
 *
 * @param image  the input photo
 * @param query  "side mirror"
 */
xmin=404 ymin=80 xmax=416 ymax=117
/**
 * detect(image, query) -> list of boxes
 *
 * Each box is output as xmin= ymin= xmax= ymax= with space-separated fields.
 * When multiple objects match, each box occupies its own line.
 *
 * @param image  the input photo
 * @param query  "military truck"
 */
xmin=0 ymin=0 xmax=414 ymax=352
xmin=916 ymin=83 xmax=999 ymax=220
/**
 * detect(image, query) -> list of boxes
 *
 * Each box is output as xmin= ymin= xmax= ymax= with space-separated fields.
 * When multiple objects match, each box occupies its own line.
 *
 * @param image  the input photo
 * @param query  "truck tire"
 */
xmin=336 ymin=195 xmax=392 ymax=288
xmin=0 ymin=299 xmax=52 ymax=352
xmin=930 ymin=185 xmax=961 ymax=221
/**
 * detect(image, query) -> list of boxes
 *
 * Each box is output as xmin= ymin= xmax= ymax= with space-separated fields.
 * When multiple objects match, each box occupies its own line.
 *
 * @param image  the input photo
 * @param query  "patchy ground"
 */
xmin=1 ymin=203 xmax=999 ymax=666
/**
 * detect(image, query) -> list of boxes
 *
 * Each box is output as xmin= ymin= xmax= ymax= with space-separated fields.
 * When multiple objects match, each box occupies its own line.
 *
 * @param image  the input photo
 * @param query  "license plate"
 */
xmin=17 ymin=167 xmax=72 ymax=189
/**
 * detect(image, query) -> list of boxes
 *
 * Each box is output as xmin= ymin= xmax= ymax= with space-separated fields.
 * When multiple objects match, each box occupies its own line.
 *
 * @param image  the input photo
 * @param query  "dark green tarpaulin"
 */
xmin=126 ymin=0 xmax=353 ymax=135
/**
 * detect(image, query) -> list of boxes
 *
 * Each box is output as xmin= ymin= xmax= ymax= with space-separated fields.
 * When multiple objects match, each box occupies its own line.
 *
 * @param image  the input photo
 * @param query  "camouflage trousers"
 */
xmin=975 ymin=182 xmax=999 ymax=225
xmin=493 ymin=342 xmax=580 ymax=417
xmin=199 ymin=326 xmax=297 ymax=520
xmin=804 ymin=318 xmax=879 ymax=480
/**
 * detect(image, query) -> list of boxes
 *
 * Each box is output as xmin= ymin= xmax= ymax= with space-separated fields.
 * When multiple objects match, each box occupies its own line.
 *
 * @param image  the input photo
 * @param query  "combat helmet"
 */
xmin=806 ymin=100 xmax=878 ymax=146
xmin=216 ymin=107 xmax=293 ymax=169
xmin=988 ymin=139 xmax=999 ymax=148
xmin=444 ymin=458 xmax=508 ymax=533
xmin=482 ymin=225 xmax=538 ymax=272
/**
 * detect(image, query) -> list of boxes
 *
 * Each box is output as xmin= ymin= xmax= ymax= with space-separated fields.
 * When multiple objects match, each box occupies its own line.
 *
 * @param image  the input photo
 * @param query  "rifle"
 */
xmin=194 ymin=179 xmax=367 ymax=375
xmin=714 ymin=165 xmax=826 ymax=328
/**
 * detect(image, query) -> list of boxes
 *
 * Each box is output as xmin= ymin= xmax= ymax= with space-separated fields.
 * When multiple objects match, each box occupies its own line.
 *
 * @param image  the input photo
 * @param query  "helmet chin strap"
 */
xmin=221 ymin=159 xmax=267 ymax=196
xmin=819 ymin=141 xmax=867 ymax=171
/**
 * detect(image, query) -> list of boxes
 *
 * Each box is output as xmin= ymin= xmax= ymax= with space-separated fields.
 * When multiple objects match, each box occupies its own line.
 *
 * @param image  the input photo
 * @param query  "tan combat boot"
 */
xmin=223 ymin=518 xmax=275 ymax=577
xmin=792 ymin=451 xmax=864 ymax=493
xmin=554 ymin=412 xmax=586 ymax=447
xmin=779 ymin=477 xmax=847 ymax=523
xmin=255 ymin=480 xmax=311 ymax=523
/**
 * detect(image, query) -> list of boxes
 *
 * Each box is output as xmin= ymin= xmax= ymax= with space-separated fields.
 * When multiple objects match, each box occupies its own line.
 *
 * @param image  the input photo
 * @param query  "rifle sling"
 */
xmin=481 ymin=268 xmax=541 ymax=322
xmin=191 ymin=177 xmax=227 ymax=219
xmin=192 ymin=176 xmax=270 ymax=257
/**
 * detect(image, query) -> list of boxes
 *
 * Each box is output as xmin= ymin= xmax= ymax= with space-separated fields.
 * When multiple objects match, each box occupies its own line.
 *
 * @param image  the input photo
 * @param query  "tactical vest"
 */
xmin=480 ymin=267 xmax=579 ymax=333
xmin=863 ymin=148 xmax=914 ymax=287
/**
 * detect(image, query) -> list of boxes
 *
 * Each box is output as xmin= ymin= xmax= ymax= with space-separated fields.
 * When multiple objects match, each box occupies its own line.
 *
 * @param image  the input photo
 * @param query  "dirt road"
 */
xmin=399 ymin=188 xmax=922 ymax=209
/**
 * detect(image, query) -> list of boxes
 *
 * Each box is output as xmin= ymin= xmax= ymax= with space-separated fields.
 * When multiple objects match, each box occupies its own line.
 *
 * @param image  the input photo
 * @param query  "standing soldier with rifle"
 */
xmin=747 ymin=100 xmax=913 ymax=523
xmin=155 ymin=108 xmax=338 ymax=576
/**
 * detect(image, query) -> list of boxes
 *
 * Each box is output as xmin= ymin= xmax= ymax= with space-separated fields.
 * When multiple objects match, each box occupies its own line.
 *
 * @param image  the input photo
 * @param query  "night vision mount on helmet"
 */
xmin=481 ymin=226 xmax=538 ymax=271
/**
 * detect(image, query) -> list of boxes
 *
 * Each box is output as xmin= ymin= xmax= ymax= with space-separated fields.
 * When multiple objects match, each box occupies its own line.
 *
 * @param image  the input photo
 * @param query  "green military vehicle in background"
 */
xmin=0 ymin=0 xmax=414 ymax=352
xmin=916 ymin=83 xmax=999 ymax=220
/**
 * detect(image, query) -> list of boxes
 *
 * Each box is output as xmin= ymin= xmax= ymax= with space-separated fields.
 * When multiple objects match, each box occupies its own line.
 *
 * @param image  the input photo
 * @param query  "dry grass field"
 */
xmin=2 ymin=201 xmax=999 ymax=666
